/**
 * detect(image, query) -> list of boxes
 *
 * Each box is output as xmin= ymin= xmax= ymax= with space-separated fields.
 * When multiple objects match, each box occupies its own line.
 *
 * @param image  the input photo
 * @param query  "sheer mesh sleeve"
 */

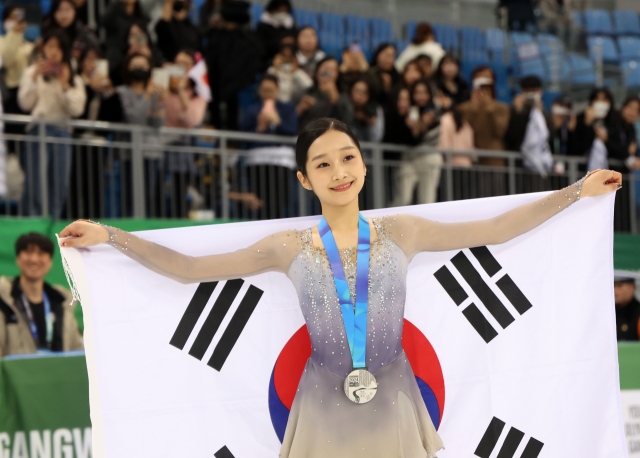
xmin=381 ymin=175 xmax=591 ymax=260
xmin=101 ymin=225 xmax=302 ymax=284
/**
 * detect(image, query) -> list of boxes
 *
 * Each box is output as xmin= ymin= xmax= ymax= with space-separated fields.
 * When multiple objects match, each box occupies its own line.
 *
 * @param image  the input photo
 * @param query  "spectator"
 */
xmin=199 ymin=0 xmax=230 ymax=32
xmin=101 ymin=0 xmax=149 ymax=86
xmin=78 ymin=46 xmax=113 ymax=122
xmin=620 ymin=96 xmax=640 ymax=171
xmin=296 ymin=26 xmax=325 ymax=77
xmin=18 ymin=29 xmax=86 ymax=219
xmin=504 ymin=76 xmax=554 ymax=177
xmin=549 ymin=95 xmax=578 ymax=174
xmin=71 ymin=0 xmax=89 ymax=25
xmin=297 ymin=56 xmax=350 ymax=130
xmin=240 ymin=74 xmax=298 ymax=219
xmin=257 ymin=0 xmax=296 ymax=60
xmin=205 ymin=0 xmax=265 ymax=130
xmin=438 ymin=108 xmax=475 ymax=167
xmin=155 ymin=0 xmax=200 ymax=63
xmin=383 ymin=87 xmax=421 ymax=148
xmin=98 ymin=53 xmax=166 ymax=216
xmin=614 ymin=273 xmax=640 ymax=341
xmin=392 ymin=78 xmax=443 ymax=206
xmin=109 ymin=22 xmax=162 ymax=91
xmin=0 ymin=7 xmax=35 ymax=125
xmin=395 ymin=22 xmax=446 ymax=73
xmin=457 ymin=66 xmax=510 ymax=166
xmin=343 ymin=78 xmax=384 ymax=143
xmin=267 ymin=42 xmax=313 ymax=104
xmin=575 ymin=88 xmax=634 ymax=172
xmin=434 ymin=54 xmax=470 ymax=106
xmin=538 ymin=0 xmax=579 ymax=50
xmin=366 ymin=43 xmax=400 ymax=105
xmin=499 ymin=0 xmax=536 ymax=32
xmin=414 ymin=54 xmax=434 ymax=80
xmin=399 ymin=59 xmax=422 ymax=89
xmin=338 ymin=45 xmax=370 ymax=93
xmin=0 ymin=233 xmax=83 ymax=356
xmin=42 ymin=0 xmax=100 ymax=64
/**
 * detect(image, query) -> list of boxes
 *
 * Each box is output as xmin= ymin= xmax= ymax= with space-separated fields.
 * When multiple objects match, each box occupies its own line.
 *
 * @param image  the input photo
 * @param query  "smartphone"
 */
xmin=408 ymin=106 xmax=420 ymax=122
xmin=349 ymin=42 xmax=362 ymax=54
xmin=96 ymin=59 xmax=109 ymax=78
xmin=151 ymin=68 xmax=169 ymax=88
xmin=45 ymin=61 xmax=62 ymax=76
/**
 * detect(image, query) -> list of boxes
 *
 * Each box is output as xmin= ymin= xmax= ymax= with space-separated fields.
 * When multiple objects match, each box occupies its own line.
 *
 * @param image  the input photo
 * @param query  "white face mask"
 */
xmin=592 ymin=101 xmax=611 ymax=119
xmin=272 ymin=12 xmax=292 ymax=24
xmin=4 ymin=20 xmax=15 ymax=33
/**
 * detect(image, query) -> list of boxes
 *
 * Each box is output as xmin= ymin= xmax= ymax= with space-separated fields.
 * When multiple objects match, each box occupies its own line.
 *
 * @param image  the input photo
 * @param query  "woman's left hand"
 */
xmin=581 ymin=169 xmax=622 ymax=197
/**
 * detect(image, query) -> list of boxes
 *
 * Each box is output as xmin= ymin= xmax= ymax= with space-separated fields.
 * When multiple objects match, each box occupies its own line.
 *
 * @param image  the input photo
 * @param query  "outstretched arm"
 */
xmin=59 ymin=222 xmax=301 ymax=284
xmin=387 ymin=169 xmax=622 ymax=258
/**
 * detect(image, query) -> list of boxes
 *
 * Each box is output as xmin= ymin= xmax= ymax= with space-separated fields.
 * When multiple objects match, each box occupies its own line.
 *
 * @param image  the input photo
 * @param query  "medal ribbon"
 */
xmin=319 ymin=213 xmax=370 ymax=369
xmin=21 ymin=293 xmax=53 ymax=345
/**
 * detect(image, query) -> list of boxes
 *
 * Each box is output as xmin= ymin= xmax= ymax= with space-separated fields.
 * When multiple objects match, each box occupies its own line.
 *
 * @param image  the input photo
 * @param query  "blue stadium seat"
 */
xmin=293 ymin=9 xmax=318 ymax=30
xmin=518 ymin=58 xmax=549 ymax=82
xmin=622 ymin=60 xmax=640 ymax=87
xmin=405 ymin=21 xmax=417 ymax=41
xmin=370 ymin=18 xmax=393 ymax=49
xmin=510 ymin=32 xmax=535 ymax=45
xmin=40 ymin=0 xmax=52 ymax=15
xmin=319 ymin=31 xmax=343 ymax=58
xmin=568 ymin=53 xmax=596 ymax=85
xmin=617 ymin=36 xmax=640 ymax=63
xmin=613 ymin=11 xmax=640 ymax=36
xmin=344 ymin=15 xmax=369 ymax=49
xmin=459 ymin=26 xmax=486 ymax=60
xmin=394 ymin=39 xmax=409 ymax=54
xmin=583 ymin=9 xmax=614 ymax=35
xmin=432 ymin=24 xmax=459 ymax=53
xmin=587 ymin=36 xmax=620 ymax=63
xmin=24 ymin=25 xmax=41 ymax=42
xmin=250 ymin=3 xmax=263 ymax=28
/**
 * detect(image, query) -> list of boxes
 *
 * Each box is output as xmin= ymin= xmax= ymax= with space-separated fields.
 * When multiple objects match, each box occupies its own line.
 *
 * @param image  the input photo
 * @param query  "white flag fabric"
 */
xmin=60 ymin=192 xmax=626 ymax=458
xmin=188 ymin=60 xmax=212 ymax=103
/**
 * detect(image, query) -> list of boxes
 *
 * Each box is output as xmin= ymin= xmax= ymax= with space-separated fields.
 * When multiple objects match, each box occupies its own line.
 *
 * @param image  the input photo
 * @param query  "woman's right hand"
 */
xmin=59 ymin=221 xmax=110 ymax=247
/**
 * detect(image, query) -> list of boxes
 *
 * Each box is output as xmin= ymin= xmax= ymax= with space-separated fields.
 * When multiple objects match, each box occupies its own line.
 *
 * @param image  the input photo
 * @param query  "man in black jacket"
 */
xmin=614 ymin=272 xmax=640 ymax=341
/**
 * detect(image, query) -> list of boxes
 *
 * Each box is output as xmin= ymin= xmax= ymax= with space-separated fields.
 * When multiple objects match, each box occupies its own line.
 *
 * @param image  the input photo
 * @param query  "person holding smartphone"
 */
xmin=344 ymin=78 xmax=384 ymax=143
xmin=267 ymin=41 xmax=313 ymax=104
xmin=42 ymin=0 xmax=100 ymax=63
xmin=338 ymin=43 xmax=369 ymax=93
xmin=18 ymin=29 xmax=86 ymax=219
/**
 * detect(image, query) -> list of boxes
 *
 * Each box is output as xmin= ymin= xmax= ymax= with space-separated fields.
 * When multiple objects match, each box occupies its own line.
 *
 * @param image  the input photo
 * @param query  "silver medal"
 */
xmin=343 ymin=369 xmax=378 ymax=404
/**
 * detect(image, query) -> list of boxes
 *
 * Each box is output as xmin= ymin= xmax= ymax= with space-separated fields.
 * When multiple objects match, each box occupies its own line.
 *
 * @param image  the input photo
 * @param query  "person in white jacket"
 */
xmin=17 ymin=29 xmax=86 ymax=219
xmin=395 ymin=22 xmax=446 ymax=73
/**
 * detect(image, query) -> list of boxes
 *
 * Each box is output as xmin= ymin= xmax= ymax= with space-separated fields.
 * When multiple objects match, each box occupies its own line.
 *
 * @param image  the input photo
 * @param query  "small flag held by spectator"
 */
xmin=189 ymin=59 xmax=212 ymax=102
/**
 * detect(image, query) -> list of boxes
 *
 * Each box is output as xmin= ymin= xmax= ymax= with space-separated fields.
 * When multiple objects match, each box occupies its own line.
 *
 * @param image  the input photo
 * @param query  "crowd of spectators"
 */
xmin=1 ymin=0 xmax=640 ymax=219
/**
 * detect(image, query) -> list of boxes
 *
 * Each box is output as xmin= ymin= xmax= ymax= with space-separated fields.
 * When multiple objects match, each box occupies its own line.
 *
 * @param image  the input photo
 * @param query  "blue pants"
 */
xmin=21 ymin=126 xmax=72 ymax=219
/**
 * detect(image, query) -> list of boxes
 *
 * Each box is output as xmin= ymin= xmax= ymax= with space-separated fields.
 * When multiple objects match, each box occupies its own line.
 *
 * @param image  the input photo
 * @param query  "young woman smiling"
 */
xmin=60 ymin=118 xmax=622 ymax=458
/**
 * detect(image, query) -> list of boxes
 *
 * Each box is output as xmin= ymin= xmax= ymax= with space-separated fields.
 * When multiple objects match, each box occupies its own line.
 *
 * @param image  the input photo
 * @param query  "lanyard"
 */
xmin=319 ymin=213 xmax=370 ymax=369
xmin=21 ymin=292 xmax=53 ymax=345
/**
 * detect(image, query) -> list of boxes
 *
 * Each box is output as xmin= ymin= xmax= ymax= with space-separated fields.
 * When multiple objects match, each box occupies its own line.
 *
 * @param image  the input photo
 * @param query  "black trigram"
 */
xmin=170 ymin=279 xmax=263 ymax=371
xmin=434 ymin=246 xmax=533 ymax=343
xmin=214 ymin=445 xmax=235 ymax=458
xmin=475 ymin=417 xmax=544 ymax=458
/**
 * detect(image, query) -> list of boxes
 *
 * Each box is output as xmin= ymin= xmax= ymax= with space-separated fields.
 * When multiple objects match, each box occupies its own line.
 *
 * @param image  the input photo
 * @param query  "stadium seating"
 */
xmin=622 ymin=60 xmax=640 ymax=87
xmin=432 ymin=24 xmax=459 ymax=53
xmin=293 ymin=9 xmax=319 ymax=30
xmin=460 ymin=26 xmax=486 ymax=60
xmin=370 ymin=18 xmax=393 ymax=49
xmin=587 ymin=36 xmax=620 ymax=63
xmin=567 ymin=53 xmax=597 ymax=85
xmin=617 ymin=36 xmax=640 ymax=63
xmin=583 ymin=9 xmax=614 ymax=35
xmin=486 ymin=27 xmax=508 ymax=63
xmin=613 ymin=11 xmax=640 ymax=36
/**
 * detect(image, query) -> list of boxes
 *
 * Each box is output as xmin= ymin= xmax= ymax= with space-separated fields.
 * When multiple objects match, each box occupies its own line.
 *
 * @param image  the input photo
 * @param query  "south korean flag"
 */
xmin=60 ymin=191 xmax=626 ymax=457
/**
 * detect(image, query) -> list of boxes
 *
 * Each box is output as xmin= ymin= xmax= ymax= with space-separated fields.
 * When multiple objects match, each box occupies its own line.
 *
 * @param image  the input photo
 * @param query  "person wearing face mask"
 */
xmin=366 ymin=43 xmax=400 ymax=106
xmin=504 ymin=76 xmax=554 ymax=178
xmin=575 ymin=88 xmax=632 ymax=173
xmin=0 ymin=7 xmax=35 ymax=127
xmin=155 ymin=0 xmax=200 ymax=63
xmin=98 ymin=53 xmax=166 ymax=216
xmin=267 ymin=41 xmax=313 ymax=104
xmin=257 ymin=0 xmax=296 ymax=61
xmin=296 ymin=27 xmax=326 ymax=78
xmin=18 ymin=29 xmax=86 ymax=219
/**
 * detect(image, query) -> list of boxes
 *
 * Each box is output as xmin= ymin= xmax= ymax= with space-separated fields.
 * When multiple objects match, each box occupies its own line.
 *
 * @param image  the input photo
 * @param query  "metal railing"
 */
xmin=0 ymin=114 xmax=637 ymax=232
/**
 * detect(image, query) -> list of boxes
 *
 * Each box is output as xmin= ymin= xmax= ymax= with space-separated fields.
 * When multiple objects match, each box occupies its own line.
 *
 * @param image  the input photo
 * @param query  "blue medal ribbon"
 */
xmin=318 ymin=213 xmax=370 ymax=369
xmin=21 ymin=293 xmax=53 ymax=345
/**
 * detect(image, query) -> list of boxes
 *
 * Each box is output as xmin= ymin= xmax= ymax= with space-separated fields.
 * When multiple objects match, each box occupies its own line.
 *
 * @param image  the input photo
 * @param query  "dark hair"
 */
xmin=176 ymin=48 xmax=197 ymax=64
xmin=414 ymin=54 xmax=432 ymax=65
xmin=41 ymin=28 xmax=76 ymax=87
xmin=409 ymin=78 xmax=432 ymax=105
xmin=471 ymin=65 xmax=494 ymax=81
xmin=260 ymin=73 xmax=279 ymax=87
xmin=45 ymin=0 xmax=77 ymax=30
xmin=401 ymin=60 xmax=421 ymax=86
xmin=370 ymin=42 xmax=396 ymax=67
xmin=622 ymin=95 xmax=640 ymax=109
xmin=520 ymin=75 xmax=542 ymax=90
xmin=588 ymin=87 xmax=614 ymax=105
xmin=15 ymin=233 xmax=54 ymax=258
xmin=78 ymin=44 xmax=101 ymax=70
xmin=412 ymin=22 xmax=433 ymax=45
xmin=434 ymin=54 xmax=458 ymax=81
xmin=265 ymin=0 xmax=292 ymax=13
xmin=296 ymin=26 xmax=318 ymax=45
xmin=3 ymin=5 xmax=19 ymax=22
xmin=295 ymin=118 xmax=362 ymax=176
xmin=122 ymin=52 xmax=153 ymax=85
xmin=126 ymin=21 xmax=153 ymax=51
xmin=553 ymin=94 xmax=572 ymax=109
xmin=312 ymin=55 xmax=338 ymax=87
